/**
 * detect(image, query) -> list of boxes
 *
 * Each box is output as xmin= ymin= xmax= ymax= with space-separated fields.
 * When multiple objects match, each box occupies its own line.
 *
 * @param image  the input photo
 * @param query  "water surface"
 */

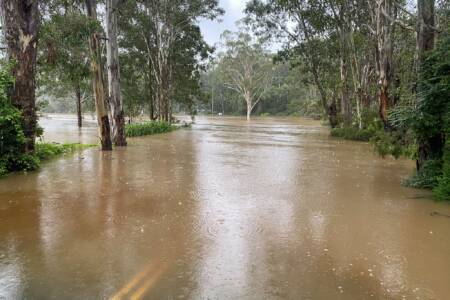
xmin=1 ymin=115 xmax=449 ymax=299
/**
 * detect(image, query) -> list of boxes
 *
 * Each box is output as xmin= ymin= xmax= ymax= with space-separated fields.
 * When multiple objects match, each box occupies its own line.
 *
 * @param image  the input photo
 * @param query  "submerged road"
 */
xmin=0 ymin=115 xmax=449 ymax=299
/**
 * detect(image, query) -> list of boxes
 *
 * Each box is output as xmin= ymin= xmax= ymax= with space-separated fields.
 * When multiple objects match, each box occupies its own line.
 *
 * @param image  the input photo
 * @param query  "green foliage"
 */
xmin=407 ymin=36 xmax=450 ymax=199
xmin=118 ymin=0 xmax=222 ymax=119
xmin=331 ymin=116 xmax=416 ymax=159
xmin=331 ymin=116 xmax=383 ymax=144
xmin=403 ymin=160 xmax=442 ymax=189
xmin=0 ymin=66 xmax=39 ymax=176
xmin=38 ymin=5 xmax=93 ymax=113
xmin=330 ymin=126 xmax=376 ymax=142
xmin=371 ymin=129 xmax=417 ymax=159
xmin=1 ymin=63 xmax=94 ymax=177
xmin=35 ymin=143 xmax=95 ymax=161
xmin=434 ymin=140 xmax=450 ymax=200
xmin=125 ymin=122 xmax=177 ymax=137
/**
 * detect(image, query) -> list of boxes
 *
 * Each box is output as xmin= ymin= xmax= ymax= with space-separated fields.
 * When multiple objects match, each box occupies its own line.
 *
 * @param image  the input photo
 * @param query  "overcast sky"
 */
xmin=199 ymin=0 xmax=249 ymax=47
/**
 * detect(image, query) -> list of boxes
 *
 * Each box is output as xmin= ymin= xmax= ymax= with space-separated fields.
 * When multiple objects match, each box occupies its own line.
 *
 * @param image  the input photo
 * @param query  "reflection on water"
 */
xmin=0 ymin=115 xmax=449 ymax=299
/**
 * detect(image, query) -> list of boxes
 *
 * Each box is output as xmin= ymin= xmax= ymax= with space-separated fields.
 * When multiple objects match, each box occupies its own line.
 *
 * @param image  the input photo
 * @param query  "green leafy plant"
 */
xmin=125 ymin=122 xmax=177 ymax=137
xmin=0 ymin=65 xmax=39 ymax=176
xmin=35 ymin=143 xmax=95 ymax=160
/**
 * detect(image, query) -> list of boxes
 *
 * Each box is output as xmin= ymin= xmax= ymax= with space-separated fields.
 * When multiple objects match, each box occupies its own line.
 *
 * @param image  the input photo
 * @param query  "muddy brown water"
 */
xmin=1 ymin=115 xmax=449 ymax=300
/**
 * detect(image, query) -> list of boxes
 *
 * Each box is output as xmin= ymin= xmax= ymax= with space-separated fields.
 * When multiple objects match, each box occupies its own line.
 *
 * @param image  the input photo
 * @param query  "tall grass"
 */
xmin=35 ymin=143 xmax=95 ymax=160
xmin=125 ymin=121 xmax=177 ymax=137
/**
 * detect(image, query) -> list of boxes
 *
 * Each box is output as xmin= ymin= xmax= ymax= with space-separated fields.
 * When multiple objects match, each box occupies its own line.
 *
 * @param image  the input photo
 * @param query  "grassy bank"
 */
xmin=35 ymin=143 xmax=95 ymax=160
xmin=125 ymin=121 xmax=177 ymax=137
xmin=0 ymin=143 xmax=95 ymax=177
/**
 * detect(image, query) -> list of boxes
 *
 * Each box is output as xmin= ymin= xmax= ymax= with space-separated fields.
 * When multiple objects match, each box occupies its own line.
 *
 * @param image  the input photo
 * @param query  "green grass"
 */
xmin=330 ymin=127 xmax=374 ymax=142
xmin=35 ymin=143 xmax=96 ymax=160
xmin=125 ymin=121 xmax=177 ymax=137
xmin=0 ymin=142 xmax=95 ymax=177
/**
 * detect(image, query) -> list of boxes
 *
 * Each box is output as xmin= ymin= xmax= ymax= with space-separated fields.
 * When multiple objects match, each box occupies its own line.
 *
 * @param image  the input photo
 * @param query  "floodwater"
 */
xmin=1 ymin=115 xmax=449 ymax=300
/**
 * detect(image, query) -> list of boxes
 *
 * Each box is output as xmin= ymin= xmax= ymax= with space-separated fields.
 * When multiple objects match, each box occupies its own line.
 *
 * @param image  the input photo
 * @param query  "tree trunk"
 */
xmin=327 ymin=97 xmax=338 ymax=129
xmin=417 ymin=0 xmax=437 ymax=170
xmin=245 ymin=91 xmax=252 ymax=121
xmin=106 ymin=0 xmax=127 ymax=146
xmin=417 ymin=0 xmax=435 ymax=65
xmin=376 ymin=0 xmax=395 ymax=129
xmin=340 ymin=56 xmax=352 ymax=125
xmin=75 ymin=84 xmax=82 ymax=128
xmin=85 ymin=0 xmax=112 ymax=151
xmin=1 ymin=0 xmax=39 ymax=153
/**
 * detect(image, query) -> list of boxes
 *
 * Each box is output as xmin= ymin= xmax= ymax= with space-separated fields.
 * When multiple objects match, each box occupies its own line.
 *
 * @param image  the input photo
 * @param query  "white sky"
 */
xmin=199 ymin=0 xmax=249 ymax=48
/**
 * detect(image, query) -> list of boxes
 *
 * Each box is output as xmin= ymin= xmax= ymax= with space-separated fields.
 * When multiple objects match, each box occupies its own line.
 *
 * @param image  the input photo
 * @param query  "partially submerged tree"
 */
xmin=85 ymin=0 xmax=112 ymax=150
xmin=106 ymin=0 xmax=127 ymax=146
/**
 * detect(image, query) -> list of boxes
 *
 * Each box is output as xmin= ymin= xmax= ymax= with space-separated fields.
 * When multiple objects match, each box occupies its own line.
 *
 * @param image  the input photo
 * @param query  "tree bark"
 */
xmin=106 ymin=0 xmax=127 ymax=146
xmin=340 ymin=56 xmax=352 ymax=125
xmin=376 ymin=0 xmax=395 ymax=129
xmin=75 ymin=83 xmax=82 ymax=128
xmin=417 ymin=0 xmax=435 ymax=64
xmin=245 ymin=90 xmax=252 ymax=121
xmin=85 ymin=0 xmax=112 ymax=150
xmin=1 ymin=0 xmax=39 ymax=153
xmin=327 ymin=97 xmax=338 ymax=129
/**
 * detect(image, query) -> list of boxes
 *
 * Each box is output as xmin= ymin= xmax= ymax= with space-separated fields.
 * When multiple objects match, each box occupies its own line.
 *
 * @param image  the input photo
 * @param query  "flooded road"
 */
xmin=1 ymin=115 xmax=449 ymax=299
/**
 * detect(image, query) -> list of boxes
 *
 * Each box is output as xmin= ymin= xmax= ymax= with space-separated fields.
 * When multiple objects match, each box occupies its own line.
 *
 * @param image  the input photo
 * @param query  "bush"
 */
xmin=405 ymin=36 xmax=450 ymax=199
xmin=331 ymin=127 xmax=374 ymax=142
xmin=125 ymin=121 xmax=177 ymax=137
xmin=0 ymin=66 xmax=40 ymax=176
xmin=403 ymin=159 xmax=442 ymax=189
xmin=370 ymin=129 xmax=416 ymax=159
xmin=434 ymin=139 xmax=450 ymax=200
xmin=35 ymin=143 xmax=94 ymax=160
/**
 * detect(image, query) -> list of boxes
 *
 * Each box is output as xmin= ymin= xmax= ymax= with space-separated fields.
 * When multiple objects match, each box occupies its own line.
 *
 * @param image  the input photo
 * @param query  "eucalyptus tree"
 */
xmin=219 ymin=30 xmax=273 ymax=121
xmin=85 ymin=0 xmax=112 ymax=150
xmin=1 ymin=0 xmax=40 ymax=152
xmin=119 ymin=0 xmax=222 ymax=122
xmin=39 ymin=5 xmax=91 ymax=128
xmin=106 ymin=0 xmax=126 ymax=146
xmin=375 ymin=0 xmax=397 ymax=128
xmin=245 ymin=0 xmax=347 ymax=127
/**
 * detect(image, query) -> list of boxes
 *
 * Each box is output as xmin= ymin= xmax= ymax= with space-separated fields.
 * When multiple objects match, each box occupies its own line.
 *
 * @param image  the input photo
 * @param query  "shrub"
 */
xmin=331 ymin=127 xmax=372 ymax=142
xmin=405 ymin=36 xmax=450 ymax=199
xmin=403 ymin=159 xmax=442 ymax=189
xmin=434 ymin=139 xmax=450 ymax=200
xmin=125 ymin=121 xmax=177 ymax=137
xmin=0 ymin=66 xmax=39 ymax=176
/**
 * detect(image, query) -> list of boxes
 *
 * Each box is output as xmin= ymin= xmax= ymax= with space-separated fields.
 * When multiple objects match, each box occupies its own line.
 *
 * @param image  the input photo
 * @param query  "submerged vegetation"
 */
xmin=125 ymin=122 xmax=177 ymax=137
xmin=1 ymin=142 xmax=95 ymax=177
xmin=35 ymin=143 xmax=95 ymax=161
